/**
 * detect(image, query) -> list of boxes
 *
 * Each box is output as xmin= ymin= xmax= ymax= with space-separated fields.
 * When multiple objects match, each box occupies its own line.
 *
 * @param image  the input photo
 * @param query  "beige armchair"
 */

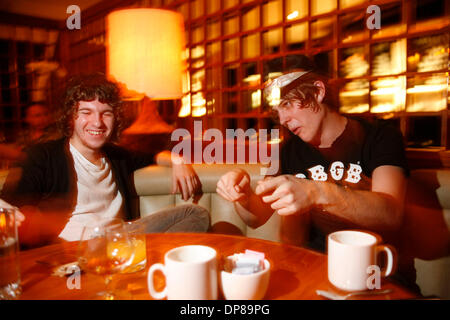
xmin=402 ymin=169 xmax=450 ymax=298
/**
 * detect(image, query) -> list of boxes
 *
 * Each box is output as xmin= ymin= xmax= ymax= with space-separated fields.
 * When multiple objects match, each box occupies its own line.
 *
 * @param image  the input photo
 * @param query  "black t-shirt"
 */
xmin=280 ymin=117 xmax=409 ymax=250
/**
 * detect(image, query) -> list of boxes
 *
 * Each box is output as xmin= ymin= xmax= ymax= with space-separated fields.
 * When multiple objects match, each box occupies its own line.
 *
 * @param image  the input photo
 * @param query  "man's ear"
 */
xmin=314 ymin=81 xmax=326 ymax=103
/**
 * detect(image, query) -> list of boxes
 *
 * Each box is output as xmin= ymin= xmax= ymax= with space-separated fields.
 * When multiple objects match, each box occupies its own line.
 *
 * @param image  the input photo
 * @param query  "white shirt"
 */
xmin=58 ymin=143 xmax=123 ymax=241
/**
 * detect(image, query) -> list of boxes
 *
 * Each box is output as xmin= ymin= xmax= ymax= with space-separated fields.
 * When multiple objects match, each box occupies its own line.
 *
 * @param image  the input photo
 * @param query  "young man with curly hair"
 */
xmin=2 ymin=73 xmax=209 ymax=246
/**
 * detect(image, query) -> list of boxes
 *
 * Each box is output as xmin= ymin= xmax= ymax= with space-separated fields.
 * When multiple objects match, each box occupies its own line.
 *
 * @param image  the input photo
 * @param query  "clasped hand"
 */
xmin=256 ymin=175 xmax=318 ymax=215
xmin=217 ymin=170 xmax=318 ymax=215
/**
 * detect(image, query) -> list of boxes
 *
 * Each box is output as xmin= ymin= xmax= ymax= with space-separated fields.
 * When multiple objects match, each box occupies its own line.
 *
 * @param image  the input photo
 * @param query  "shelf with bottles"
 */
xmin=338 ymin=7 xmax=369 ymax=45
xmin=311 ymin=16 xmax=336 ymax=48
xmin=407 ymin=33 xmax=448 ymax=74
xmin=339 ymin=71 xmax=448 ymax=115
xmin=338 ymin=75 xmax=408 ymax=115
xmin=339 ymin=46 xmax=369 ymax=77
xmin=338 ymin=27 xmax=448 ymax=116
xmin=406 ymin=73 xmax=448 ymax=113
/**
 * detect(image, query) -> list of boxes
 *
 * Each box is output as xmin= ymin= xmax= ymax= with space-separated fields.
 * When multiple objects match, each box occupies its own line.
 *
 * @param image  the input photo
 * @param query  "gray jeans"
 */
xmin=131 ymin=204 xmax=210 ymax=233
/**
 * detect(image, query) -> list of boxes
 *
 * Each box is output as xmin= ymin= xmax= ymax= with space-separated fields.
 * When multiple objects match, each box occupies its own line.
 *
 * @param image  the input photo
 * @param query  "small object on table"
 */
xmin=225 ymin=249 xmax=266 ymax=275
xmin=220 ymin=249 xmax=271 ymax=300
xmin=316 ymin=288 xmax=393 ymax=300
xmin=51 ymin=261 xmax=81 ymax=277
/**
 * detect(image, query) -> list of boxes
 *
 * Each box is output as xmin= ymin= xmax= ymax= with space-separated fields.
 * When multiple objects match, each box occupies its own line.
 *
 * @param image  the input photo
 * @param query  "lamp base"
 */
xmin=119 ymin=97 xmax=174 ymax=154
xmin=122 ymin=97 xmax=174 ymax=135
xmin=119 ymin=132 xmax=171 ymax=155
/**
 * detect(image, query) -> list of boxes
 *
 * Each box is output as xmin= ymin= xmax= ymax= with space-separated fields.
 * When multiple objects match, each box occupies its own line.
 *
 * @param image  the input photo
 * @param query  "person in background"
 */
xmin=15 ymin=103 xmax=61 ymax=150
xmin=0 ymin=144 xmax=24 ymax=165
xmin=216 ymin=59 xmax=419 ymax=291
xmin=1 ymin=73 xmax=209 ymax=248
xmin=0 ymin=103 xmax=60 ymax=169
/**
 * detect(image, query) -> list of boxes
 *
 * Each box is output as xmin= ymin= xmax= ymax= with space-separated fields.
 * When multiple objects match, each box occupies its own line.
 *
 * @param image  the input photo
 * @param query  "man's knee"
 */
xmin=177 ymin=204 xmax=210 ymax=232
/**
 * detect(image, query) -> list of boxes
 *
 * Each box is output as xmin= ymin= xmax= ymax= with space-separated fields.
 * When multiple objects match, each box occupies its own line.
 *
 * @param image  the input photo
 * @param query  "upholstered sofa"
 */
xmin=134 ymin=164 xmax=450 ymax=299
xmin=401 ymin=169 xmax=450 ymax=298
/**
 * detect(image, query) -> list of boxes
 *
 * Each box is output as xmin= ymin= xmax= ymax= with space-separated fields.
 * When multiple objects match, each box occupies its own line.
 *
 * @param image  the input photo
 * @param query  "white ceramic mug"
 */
xmin=147 ymin=245 xmax=218 ymax=300
xmin=327 ymin=230 xmax=396 ymax=292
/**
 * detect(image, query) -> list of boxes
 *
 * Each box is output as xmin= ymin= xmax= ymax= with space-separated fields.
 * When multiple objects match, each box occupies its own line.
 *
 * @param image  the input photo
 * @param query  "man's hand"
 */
xmin=255 ymin=175 xmax=319 ymax=215
xmin=0 ymin=198 xmax=24 ymax=227
xmin=171 ymin=163 xmax=201 ymax=201
xmin=157 ymin=151 xmax=202 ymax=201
xmin=216 ymin=169 xmax=251 ymax=203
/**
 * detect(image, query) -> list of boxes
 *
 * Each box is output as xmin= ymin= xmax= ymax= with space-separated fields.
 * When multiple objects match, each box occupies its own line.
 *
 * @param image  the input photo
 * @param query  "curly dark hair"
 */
xmin=58 ymin=73 xmax=124 ymax=142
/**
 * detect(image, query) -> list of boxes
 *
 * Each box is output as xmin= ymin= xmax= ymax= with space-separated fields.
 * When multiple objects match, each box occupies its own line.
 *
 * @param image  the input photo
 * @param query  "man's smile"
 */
xmin=86 ymin=129 xmax=106 ymax=136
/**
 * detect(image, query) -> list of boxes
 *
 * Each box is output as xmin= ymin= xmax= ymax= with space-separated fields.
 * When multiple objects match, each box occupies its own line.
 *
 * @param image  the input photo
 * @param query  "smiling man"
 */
xmin=2 ymin=73 xmax=209 ymax=246
xmin=70 ymin=99 xmax=115 ymax=165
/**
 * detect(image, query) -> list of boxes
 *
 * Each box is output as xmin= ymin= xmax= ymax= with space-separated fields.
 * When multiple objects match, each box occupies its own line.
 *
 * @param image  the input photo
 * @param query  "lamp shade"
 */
xmin=107 ymin=8 xmax=186 ymax=99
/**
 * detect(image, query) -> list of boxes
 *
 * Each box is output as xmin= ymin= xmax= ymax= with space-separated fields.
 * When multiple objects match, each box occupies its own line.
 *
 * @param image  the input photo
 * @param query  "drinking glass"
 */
xmin=122 ymin=221 xmax=147 ymax=273
xmin=0 ymin=208 xmax=21 ymax=299
xmin=77 ymin=218 xmax=135 ymax=300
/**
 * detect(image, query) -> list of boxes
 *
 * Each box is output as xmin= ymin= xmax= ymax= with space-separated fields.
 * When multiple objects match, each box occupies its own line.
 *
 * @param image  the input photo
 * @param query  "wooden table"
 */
xmin=17 ymin=233 xmax=418 ymax=300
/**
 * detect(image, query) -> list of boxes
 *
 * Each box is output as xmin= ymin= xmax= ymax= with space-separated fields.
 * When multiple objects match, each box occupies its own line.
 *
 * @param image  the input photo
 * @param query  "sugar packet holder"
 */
xmin=224 ymin=249 xmax=266 ymax=275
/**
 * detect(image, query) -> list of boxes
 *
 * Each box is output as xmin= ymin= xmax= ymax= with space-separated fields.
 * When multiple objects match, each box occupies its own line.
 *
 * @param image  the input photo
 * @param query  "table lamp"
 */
xmin=106 ymin=8 xmax=187 ymax=146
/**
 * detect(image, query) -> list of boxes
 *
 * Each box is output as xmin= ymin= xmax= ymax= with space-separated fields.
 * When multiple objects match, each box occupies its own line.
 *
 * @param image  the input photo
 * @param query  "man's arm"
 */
xmin=155 ymin=150 xmax=201 ymax=201
xmin=125 ymin=146 xmax=201 ymax=201
xmin=0 ymin=144 xmax=24 ymax=161
xmin=316 ymin=165 xmax=405 ymax=230
xmin=16 ymin=205 xmax=70 ymax=246
xmin=233 ymin=188 xmax=275 ymax=229
xmin=1 ymin=145 xmax=71 ymax=247
xmin=256 ymin=165 xmax=406 ymax=232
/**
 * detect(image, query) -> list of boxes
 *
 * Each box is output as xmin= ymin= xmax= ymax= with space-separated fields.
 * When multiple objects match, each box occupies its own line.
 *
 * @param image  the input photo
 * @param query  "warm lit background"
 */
xmin=0 ymin=0 xmax=448 ymax=167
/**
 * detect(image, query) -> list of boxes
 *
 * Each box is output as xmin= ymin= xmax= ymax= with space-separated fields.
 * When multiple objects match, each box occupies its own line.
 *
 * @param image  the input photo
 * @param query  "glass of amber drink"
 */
xmin=122 ymin=221 xmax=147 ymax=273
xmin=78 ymin=218 xmax=135 ymax=300
xmin=0 ymin=208 xmax=21 ymax=300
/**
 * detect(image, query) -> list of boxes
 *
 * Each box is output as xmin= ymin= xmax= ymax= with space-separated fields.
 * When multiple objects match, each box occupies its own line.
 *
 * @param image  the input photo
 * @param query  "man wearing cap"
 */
xmin=216 ymin=66 xmax=414 ymax=287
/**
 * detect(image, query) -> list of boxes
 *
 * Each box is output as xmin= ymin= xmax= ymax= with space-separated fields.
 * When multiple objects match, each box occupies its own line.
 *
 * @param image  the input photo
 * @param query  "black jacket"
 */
xmin=1 ymin=138 xmax=156 ymax=221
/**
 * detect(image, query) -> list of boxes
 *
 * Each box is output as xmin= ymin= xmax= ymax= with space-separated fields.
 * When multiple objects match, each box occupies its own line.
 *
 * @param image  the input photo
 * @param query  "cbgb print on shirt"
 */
xmin=281 ymin=118 xmax=408 ymax=193
xmin=295 ymin=162 xmax=363 ymax=184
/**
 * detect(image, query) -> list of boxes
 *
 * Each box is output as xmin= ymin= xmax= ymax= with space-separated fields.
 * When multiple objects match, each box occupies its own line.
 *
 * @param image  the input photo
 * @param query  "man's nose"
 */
xmin=93 ymin=113 xmax=104 ymax=126
xmin=278 ymin=110 xmax=288 ymax=126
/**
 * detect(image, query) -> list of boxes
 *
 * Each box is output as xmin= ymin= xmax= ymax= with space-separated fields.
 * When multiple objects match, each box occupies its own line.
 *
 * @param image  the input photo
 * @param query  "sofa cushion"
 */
xmin=133 ymin=164 xmax=288 ymax=242
xmin=134 ymin=164 xmax=266 ymax=195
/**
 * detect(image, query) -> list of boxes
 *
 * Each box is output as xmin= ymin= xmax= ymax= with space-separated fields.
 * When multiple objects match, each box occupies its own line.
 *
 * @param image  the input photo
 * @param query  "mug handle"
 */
xmin=147 ymin=263 xmax=167 ymax=299
xmin=375 ymin=245 xmax=397 ymax=277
